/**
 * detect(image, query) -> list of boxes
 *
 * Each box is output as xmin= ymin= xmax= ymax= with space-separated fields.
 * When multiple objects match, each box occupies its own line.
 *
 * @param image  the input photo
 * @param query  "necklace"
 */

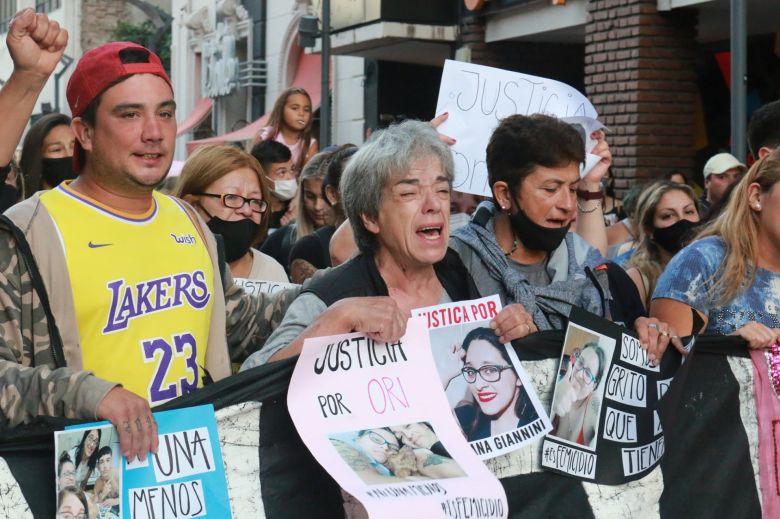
xmin=504 ymin=237 xmax=518 ymax=257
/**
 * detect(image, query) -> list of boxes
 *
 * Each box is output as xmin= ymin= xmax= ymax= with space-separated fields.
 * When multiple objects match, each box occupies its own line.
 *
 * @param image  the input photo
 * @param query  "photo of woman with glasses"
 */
xmin=549 ymin=340 xmax=609 ymax=449
xmin=56 ymin=486 xmax=89 ymax=519
xmin=329 ymin=423 xmax=465 ymax=485
xmin=67 ymin=428 xmax=101 ymax=490
xmin=442 ymin=327 xmax=539 ymax=442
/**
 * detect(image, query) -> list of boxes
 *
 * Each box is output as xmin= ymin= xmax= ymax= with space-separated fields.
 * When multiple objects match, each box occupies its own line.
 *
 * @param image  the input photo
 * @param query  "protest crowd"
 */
xmin=1 ymin=7 xmax=779 ymax=519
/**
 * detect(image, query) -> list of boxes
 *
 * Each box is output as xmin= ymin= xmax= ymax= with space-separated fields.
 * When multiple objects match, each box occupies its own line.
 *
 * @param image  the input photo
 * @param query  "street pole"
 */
xmin=320 ymin=0 xmax=331 ymax=147
xmin=730 ymin=0 xmax=746 ymax=161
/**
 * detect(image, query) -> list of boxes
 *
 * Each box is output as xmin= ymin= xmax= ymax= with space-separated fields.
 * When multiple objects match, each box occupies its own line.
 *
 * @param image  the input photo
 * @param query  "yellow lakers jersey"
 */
xmin=40 ymin=183 xmax=214 ymax=405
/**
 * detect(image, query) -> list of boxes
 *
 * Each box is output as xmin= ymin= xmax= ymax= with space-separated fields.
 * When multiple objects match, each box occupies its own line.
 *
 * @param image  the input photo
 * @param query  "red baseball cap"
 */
xmin=66 ymin=42 xmax=172 ymax=172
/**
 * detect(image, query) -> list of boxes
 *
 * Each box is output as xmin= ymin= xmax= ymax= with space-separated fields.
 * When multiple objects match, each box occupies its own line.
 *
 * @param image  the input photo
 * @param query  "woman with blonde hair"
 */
xmin=649 ymin=144 xmax=780 ymax=519
xmin=625 ymin=180 xmax=699 ymax=307
xmin=176 ymin=144 xmax=287 ymax=282
xmin=650 ymin=149 xmax=780 ymax=348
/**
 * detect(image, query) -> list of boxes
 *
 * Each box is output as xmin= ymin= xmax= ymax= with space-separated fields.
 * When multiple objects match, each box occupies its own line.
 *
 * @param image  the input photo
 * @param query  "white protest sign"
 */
xmin=287 ymin=318 xmax=508 ymax=518
xmin=412 ymin=295 xmax=551 ymax=460
xmin=152 ymin=427 xmax=216 ymax=483
xmin=434 ymin=60 xmax=601 ymax=196
xmin=233 ymin=278 xmax=299 ymax=297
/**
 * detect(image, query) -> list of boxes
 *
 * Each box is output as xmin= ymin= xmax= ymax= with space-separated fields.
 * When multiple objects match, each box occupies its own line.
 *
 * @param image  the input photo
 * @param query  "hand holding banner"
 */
xmin=542 ymin=308 xmax=691 ymax=483
xmin=287 ymin=318 xmax=508 ymax=518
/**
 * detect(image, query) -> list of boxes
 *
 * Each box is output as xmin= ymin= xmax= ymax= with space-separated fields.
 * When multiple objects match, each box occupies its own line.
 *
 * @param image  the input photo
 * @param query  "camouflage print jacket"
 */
xmin=0 ymin=193 xmax=300 ymax=427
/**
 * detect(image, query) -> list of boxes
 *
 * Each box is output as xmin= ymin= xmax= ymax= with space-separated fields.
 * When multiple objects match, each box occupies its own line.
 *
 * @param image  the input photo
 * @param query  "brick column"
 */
xmin=81 ymin=0 xmax=126 ymax=52
xmin=585 ymin=0 xmax=697 ymax=193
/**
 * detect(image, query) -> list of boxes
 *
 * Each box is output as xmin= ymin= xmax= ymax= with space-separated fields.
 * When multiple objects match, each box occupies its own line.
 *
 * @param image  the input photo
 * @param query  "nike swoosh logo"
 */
xmin=88 ymin=241 xmax=113 ymax=248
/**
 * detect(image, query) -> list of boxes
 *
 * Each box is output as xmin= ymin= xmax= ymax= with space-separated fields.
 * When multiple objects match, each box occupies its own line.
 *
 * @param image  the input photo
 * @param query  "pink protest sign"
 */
xmin=287 ymin=318 xmax=508 ymax=518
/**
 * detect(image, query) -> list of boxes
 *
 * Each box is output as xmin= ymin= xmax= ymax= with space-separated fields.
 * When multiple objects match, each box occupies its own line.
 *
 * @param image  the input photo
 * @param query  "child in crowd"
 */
xmin=255 ymin=87 xmax=318 ymax=175
xmin=250 ymin=139 xmax=297 ymax=230
xmin=260 ymin=150 xmax=333 ymax=274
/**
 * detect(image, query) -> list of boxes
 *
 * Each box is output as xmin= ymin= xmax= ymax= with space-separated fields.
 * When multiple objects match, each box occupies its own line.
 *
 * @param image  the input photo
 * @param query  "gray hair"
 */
xmin=340 ymin=120 xmax=454 ymax=254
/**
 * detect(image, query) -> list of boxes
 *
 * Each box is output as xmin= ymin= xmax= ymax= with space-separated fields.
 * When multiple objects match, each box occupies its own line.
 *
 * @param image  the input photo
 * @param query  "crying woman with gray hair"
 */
xmin=241 ymin=120 xmax=538 ymax=368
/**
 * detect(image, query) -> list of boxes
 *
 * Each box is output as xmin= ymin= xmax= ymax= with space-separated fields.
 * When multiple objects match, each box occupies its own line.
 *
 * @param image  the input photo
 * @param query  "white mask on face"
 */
xmin=272 ymin=179 xmax=298 ymax=201
xmin=449 ymin=212 xmax=471 ymax=231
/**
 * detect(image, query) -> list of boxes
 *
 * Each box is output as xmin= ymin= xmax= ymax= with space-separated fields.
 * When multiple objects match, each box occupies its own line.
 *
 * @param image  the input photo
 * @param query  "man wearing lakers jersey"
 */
xmin=0 ymin=10 xmax=297 ymax=462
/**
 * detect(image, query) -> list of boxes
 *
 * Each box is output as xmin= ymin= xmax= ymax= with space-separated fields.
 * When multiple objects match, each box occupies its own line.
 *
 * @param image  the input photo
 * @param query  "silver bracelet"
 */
xmin=577 ymin=200 xmax=600 ymax=213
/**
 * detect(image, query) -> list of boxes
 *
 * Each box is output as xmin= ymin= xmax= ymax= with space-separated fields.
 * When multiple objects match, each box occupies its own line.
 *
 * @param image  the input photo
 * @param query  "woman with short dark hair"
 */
xmin=19 ymin=112 xmax=75 ymax=194
xmin=242 ymin=120 xmax=534 ymax=367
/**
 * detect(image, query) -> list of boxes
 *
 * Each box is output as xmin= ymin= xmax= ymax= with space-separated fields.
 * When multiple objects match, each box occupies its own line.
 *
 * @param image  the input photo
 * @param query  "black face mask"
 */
xmin=652 ymin=218 xmax=697 ymax=253
xmin=41 ymin=157 xmax=77 ymax=187
xmin=205 ymin=215 xmax=259 ymax=263
xmin=508 ymin=206 xmax=570 ymax=253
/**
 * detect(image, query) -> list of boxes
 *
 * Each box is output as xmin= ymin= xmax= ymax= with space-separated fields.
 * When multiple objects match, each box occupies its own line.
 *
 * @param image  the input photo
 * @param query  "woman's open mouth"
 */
xmin=416 ymin=225 xmax=443 ymax=241
xmin=546 ymin=218 xmax=568 ymax=227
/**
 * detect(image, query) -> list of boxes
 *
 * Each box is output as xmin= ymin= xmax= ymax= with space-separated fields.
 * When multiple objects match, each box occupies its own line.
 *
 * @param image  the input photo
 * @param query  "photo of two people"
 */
xmin=329 ymin=422 xmax=466 ymax=485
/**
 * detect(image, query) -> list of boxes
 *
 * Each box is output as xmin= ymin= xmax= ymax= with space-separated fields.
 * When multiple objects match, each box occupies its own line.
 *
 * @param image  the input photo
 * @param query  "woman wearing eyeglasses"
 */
xmin=444 ymin=327 xmax=539 ymax=441
xmin=67 ymin=428 xmax=101 ymax=490
xmin=331 ymin=426 xmax=465 ymax=484
xmin=56 ymin=486 xmax=89 ymax=519
xmin=549 ymin=341 xmax=606 ymax=448
xmin=176 ymin=145 xmax=288 ymax=282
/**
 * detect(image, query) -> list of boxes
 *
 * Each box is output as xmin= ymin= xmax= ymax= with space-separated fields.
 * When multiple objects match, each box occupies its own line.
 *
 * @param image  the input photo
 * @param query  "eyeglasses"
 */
xmin=366 ymin=431 xmax=399 ymax=451
xmin=573 ymin=351 xmax=598 ymax=385
xmin=60 ymin=470 xmax=76 ymax=479
xmin=461 ymin=365 xmax=513 ymax=384
xmin=85 ymin=434 xmax=99 ymax=445
xmin=56 ymin=513 xmax=86 ymax=519
xmin=195 ymin=193 xmax=268 ymax=214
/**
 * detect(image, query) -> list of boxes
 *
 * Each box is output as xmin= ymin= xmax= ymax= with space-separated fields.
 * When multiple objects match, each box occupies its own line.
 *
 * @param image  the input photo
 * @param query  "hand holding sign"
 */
xmin=434 ymin=60 xmax=601 ymax=196
xmin=270 ymin=296 xmax=408 ymax=362
xmin=96 ymin=387 xmax=158 ymax=462
xmin=490 ymin=303 xmax=537 ymax=343
xmin=729 ymin=321 xmax=780 ymax=350
xmin=334 ymin=296 xmax=409 ymax=342
xmin=581 ymin=130 xmax=612 ymax=190
xmin=634 ymin=316 xmax=685 ymax=366
xmin=430 ymin=112 xmax=457 ymax=146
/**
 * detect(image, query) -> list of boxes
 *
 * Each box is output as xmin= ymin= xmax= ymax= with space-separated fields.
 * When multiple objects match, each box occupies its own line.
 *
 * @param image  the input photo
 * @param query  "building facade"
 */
xmin=0 ymin=0 xmax=171 ymax=124
xmin=171 ymin=0 xmax=366 ymax=159
xmin=326 ymin=0 xmax=780 ymax=190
